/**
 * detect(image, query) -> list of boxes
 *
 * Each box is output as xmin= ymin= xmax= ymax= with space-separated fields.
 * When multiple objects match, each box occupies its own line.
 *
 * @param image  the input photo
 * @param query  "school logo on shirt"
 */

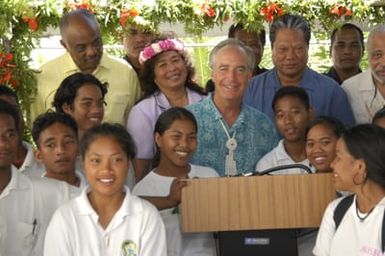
xmin=121 ymin=240 xmax=137 ymax=256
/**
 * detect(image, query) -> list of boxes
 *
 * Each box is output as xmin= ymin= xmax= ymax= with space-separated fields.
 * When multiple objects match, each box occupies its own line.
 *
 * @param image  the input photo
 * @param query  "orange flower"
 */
xmin=201 ymin=2 xmax=216 ymax=18
xmin=22 ymin=16 xmax=39 ymax=31
xmin=330 ymin=5 xmax=352 ymax=18
xmin=120 ymin=8 xmax=140 ymax=27
xmin=68 ymin=0 xmax=94 ymax=13
xmin=260 ymin=2 xmax=284 ymax=22
xmin=0 ymin=52 xmax=18 ymax=87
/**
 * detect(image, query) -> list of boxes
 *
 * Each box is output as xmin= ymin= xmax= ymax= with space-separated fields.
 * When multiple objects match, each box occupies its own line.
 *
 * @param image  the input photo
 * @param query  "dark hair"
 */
xmin=270 ymin=14 xmax=311 ymax=47
xmin=152 ymin=107 xmax=197 ymax=168
xmin=154 ymin=107 xmax=197 ymax=135
xmin=32 ymin=111 xmax=78 ymax=148
xmin=372 ymin=107 xmax=385 ymax=124
xmin=330 ymin=23 xmax=364 ymax=53
xmin=80 ymin=123 xmax=136 ymax=160
xmin=52 ymin=72 xmax=107 ymax=112
xmin=59 ymin=9 xmax=98 ymax=35
xmin=306 ymin=116 xmax=346 ymax=139
xmin=342 ymin=124 xmax=385 ymax=188
xmin=0 ymin=99 xmax=19 ymax=131
xmin=0 ymin=85 xmax=18 ymax=102
xmin=228 ymin=23 xmax=266 ymax=47
xmin=140 ymin=35 xmax=205 ymax=100
xmin=272 ymin=86 xmax=310 ymax=111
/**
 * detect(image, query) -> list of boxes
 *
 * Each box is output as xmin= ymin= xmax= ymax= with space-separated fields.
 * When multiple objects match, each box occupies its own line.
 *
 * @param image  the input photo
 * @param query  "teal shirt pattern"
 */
xmin=187 ymin=95 xmax=278 ymax=176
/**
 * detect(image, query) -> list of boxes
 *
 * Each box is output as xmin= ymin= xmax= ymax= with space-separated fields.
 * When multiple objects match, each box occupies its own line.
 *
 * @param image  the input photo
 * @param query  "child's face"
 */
xmin=63 ymin=83 xmax=104 ymax=132
xmin=274 ymin=95 xmax=311 ymax=142
xmin=306 ymin=123 xmax=338 ymax=173
xmin=155 ymin=119 xmax=197 ymax=168
xmin=35 ymin=122 xmax=78 ymax=176
xmin=0 ymin=113 xmax=19 ymax=169
xmin=374 ymin=117 xmax=385 ymax=129
xmin=84 ymin=136 xmax=128 ymax=197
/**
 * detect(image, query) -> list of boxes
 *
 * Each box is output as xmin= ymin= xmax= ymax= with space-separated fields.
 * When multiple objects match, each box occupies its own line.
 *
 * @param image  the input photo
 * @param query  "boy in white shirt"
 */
xmin=32 ymin=111 xmax=86 ymax=192
xmin=256 ymin=86 xmax=314 ymax=174
xmin=0 ymin=85 xmax=44 ymax=177
xmin=0 ymin=99 xmax=71 ymax=256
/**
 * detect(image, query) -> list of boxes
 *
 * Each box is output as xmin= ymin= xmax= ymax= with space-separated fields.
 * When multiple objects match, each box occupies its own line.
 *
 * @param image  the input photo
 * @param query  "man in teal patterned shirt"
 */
xmin=187 ymin=39 xmax=278 ymax=176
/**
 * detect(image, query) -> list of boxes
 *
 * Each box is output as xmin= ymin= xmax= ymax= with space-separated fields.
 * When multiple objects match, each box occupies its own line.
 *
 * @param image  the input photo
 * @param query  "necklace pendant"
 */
xmin=226 ymin=138 xmax=237 ymax=151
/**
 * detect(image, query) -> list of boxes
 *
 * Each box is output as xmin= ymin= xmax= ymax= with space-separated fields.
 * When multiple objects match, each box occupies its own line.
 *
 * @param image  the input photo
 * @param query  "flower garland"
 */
xmin=139 ymin=38 xmax=184 ymax=64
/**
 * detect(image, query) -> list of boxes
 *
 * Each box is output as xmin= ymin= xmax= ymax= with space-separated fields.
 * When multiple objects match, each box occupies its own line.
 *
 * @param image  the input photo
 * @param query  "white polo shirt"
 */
xmin=41 ymin=170 xmax=86 ymax=199
xmin=44 ymin=186 xmax=167 ymax=256
xmin=256 ymin=139 xmax=312 ymax=174
xmin=314 ymin=196 xmax=385 ymax=256
xmin=0 ymin=169 xmax=71 ymax=256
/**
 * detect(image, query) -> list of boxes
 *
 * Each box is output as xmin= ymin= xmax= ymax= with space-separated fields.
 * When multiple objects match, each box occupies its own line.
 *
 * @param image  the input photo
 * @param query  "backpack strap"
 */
xmin=333 ymin=194 xmax=354 ymax=230
xmin=381 ymin=209 xmax=385 ymax=253
xmin=334 ymin=194 xmax=385 ymax=253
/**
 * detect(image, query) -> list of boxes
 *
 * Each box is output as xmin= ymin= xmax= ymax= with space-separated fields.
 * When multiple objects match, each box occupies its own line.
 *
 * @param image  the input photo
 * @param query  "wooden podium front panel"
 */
xmin=180 ymin=173 xmax=335 ymax=232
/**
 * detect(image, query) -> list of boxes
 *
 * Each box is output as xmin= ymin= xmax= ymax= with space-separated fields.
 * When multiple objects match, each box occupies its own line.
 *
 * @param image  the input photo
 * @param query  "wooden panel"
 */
xmin=180 ymin=173 xmax=335 ymax=232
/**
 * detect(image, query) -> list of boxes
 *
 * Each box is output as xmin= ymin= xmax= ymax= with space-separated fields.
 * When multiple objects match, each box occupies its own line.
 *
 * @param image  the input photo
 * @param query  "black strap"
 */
xmin=333 ymin=194 xmax=385 ymax=252
xmin=381 ymin=212 xmax=385 ymax=252
xmin=333 ymin=194 xmax=354 ymax=230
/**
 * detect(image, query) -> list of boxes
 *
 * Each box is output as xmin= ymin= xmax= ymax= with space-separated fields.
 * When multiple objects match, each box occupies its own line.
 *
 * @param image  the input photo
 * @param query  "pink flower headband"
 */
xmin=139 ymin=38 xmax=185 ymax=64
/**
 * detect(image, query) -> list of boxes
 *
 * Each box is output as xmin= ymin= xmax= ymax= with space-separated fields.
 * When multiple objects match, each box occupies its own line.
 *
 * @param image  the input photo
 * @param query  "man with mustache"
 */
xmin=325 ymin=23 xmax=364 ymax=85
xmin=31 ymin=9 xmax=141 ymax=125
xmin=342 ymin=24 xmax=385 ymax=124
xmin=244 ymin=14 xmax=355 ymax=127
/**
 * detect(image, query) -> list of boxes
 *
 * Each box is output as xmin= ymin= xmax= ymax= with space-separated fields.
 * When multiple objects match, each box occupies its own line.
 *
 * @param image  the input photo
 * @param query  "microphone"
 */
xmin=236 ymin=164 xmax=313 ymax=177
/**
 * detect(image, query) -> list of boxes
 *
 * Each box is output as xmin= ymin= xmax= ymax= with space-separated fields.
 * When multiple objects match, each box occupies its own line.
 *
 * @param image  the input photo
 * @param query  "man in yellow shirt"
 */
xmin=32 ymin=9 xmax=141 ymax=125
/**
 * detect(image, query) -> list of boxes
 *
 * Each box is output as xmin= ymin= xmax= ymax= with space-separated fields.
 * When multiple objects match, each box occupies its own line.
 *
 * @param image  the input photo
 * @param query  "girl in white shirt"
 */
xmin=44 ymin=123 xmax=167 ymax=256
xmin=306 ymin=116 xmax=346 ymax=173
xmin=133 ymin=107 xmax=218 ymax=256
xmin=313 ymin=124 xmax=385 ymax=256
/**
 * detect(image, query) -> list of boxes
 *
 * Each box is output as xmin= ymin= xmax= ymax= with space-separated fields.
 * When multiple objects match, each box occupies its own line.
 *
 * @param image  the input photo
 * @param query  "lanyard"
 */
xmin=219 ymin=118 xmax=238 ymax=176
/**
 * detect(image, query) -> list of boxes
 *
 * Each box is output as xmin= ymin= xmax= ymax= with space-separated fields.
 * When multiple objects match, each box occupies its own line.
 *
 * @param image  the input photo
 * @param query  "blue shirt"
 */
xmin=243 ymin=67 xmax=356 ymax=126
xmin=187 ymin=95 xmax=278 ymax=176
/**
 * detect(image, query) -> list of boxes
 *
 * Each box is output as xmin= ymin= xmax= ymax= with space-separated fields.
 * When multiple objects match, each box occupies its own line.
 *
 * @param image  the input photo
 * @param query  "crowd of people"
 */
xmin=1 ymin=8 xmax=385 ymax=256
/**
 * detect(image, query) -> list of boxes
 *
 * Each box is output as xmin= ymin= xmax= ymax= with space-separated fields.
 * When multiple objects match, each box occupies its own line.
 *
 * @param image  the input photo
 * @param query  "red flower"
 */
xmin=68 ymin=0 xmax=94 ymax=13
xmin=120 ymin=8 xmax=139 ymax=27
xmin=22 ymin=16 xmax=39 ymax=31
xmin=330 ymin=5 xmax=352 ymax=18
xmin=0 ymin=52 xmax=18 ymax=87
xmin=260 ymin=3 xmax=284 ymax=22
xmin=201 ymin=2 xmax=216 ymax=18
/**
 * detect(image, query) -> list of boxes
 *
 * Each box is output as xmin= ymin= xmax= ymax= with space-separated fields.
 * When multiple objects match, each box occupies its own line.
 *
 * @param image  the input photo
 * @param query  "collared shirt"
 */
xmin=127 ymin=89 xmax=205 ymax=159
xmin=41 ymin=170 xmax=86 ymax=199
xmin=244 ymin=67 xmax=356 ymax=127
xmin=324 ymin=66 xmax=362 ymax=85
xmin=12 ymin=141 xmax=44 ymax=178
xmin=187 ymin=95 xmax=278 ymax=176
xmin=0 ymin=169 xmax=71 ymax=256
xmin=256 ymin=139 xmax=313 ymax=174
xmin=342 ymin=69 xmax=385 ymax=124
xmin=44 ymin=186 xmax=167 ymax=256
xmin=32 ymin=52 xmax=141 ymax=125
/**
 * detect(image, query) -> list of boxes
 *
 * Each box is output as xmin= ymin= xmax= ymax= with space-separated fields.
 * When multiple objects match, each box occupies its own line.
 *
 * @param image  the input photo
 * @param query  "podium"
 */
xmin=180 ymin=173 xmax=335 ymax=255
